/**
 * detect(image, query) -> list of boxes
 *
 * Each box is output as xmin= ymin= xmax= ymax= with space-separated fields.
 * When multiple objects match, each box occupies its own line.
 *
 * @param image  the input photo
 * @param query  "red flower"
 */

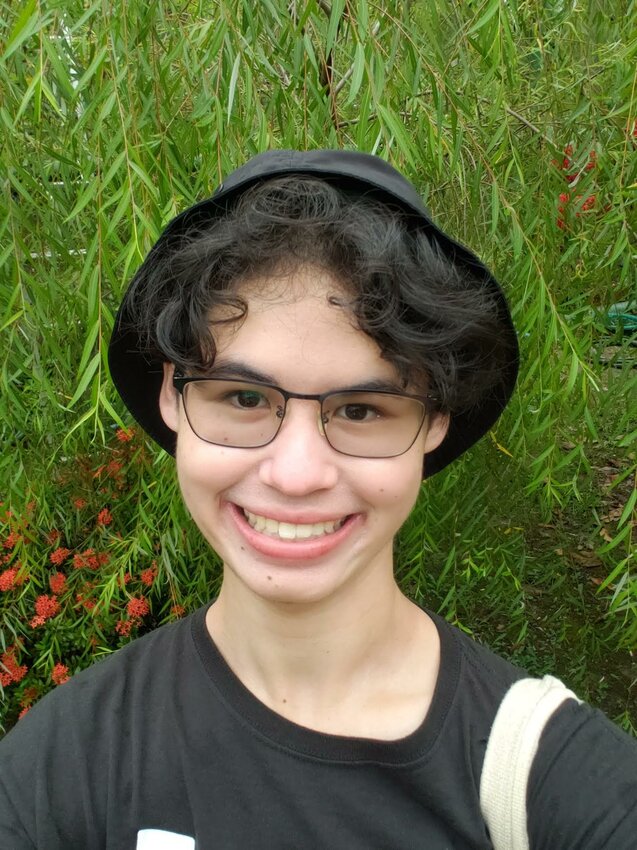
xmin=51 ymin=663 xmax=70 ymax=686
xmin=116 ymin=428 xmax=134 ymax=443
xmin=50 ymin=547 xmax=71 ymax=566
xmin=2 ymin=531 xmax=21 ymax=550
xmin=3 ymin=531 xmax=20 ymax=550
xmin=0 ymin=648 xmax=28 ymax=685
xmin=574 ymin=194 xmax=596 ymax=218
xmin=34 ymin=594 xmax=60 ymax=621
xmin=116 ymin=618 xmax=134 ymax=637
xmin=97 ymin=508 xmax=112 ymax=526
xmin=75 ymin=591 xmax=96 ymax=611
xmin=127 ymin=596 xmax=150 ymax=619
xmin=170 ymin=605 xmax=186 ymax=618
xmin=18 ymin=706 xmax=30 ymax=719
xmin=49 ymin=572 xmax=67 ymax=595
xmin=73 ymin=550 xmax=90 ymax=570
xmin=45 ymin=529 xmax=61 ymax=545
xmin=140 ymin=565 xmax=158 ymax=587
xmin=73 ymin=497 xmax=87 ymax=510
xmin=73 ymin=549 xmax=109 ymax=571
xmin=106 ymin=460 xmax=123 ymax=477
xmin=20 ymin=685 xmax=39 ymax=708
xmin=0 ymin=567 xmax=18 ymax=591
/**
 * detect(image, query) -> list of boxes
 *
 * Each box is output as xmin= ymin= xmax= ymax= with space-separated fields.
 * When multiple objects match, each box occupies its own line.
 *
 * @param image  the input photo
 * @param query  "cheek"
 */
xmin=175 ymin=439 xmax=241 ymax=511
xmin=363 ymin=457 xmax=423 ymax=518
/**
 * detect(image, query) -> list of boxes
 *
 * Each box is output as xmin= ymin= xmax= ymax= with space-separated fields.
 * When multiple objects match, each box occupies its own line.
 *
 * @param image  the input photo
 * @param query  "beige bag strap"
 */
xmin=480 ymin=675 xmax=581 ymax=850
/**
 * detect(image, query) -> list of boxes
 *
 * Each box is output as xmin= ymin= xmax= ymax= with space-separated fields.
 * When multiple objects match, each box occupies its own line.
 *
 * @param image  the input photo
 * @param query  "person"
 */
xmin=0 ymin=149 xmax=635 ymax=849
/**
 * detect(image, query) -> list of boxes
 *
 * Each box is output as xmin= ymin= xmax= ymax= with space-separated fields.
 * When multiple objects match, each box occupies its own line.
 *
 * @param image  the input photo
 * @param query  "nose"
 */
xmin=258 ymin=399 xmax=339 ymax=495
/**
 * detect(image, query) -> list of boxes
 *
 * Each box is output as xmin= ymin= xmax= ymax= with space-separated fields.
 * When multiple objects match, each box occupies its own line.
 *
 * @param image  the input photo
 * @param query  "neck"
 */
xmin=206 ymin=559 xmax=438 ymax=733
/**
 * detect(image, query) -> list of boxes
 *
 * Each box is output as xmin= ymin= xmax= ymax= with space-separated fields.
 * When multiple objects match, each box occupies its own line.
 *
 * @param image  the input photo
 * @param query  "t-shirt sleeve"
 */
xmin=527 ymin=699 xmax=637 ymax=849
xmin=0 ymin=676 xmax=105 ymax=849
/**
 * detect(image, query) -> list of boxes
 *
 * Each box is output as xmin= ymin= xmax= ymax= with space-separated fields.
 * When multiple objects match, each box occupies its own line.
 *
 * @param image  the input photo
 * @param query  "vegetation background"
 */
xmin=0 ymin=0 xmax=635 ymax=734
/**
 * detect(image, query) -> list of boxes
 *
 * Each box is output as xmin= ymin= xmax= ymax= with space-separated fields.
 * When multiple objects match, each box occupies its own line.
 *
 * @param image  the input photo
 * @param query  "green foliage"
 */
xmin=1 ymin=0 xmax=635 ymax=732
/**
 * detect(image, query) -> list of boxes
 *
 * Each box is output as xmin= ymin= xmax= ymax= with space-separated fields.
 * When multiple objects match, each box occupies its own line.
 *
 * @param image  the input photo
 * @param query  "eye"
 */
xmin=335 ymin=403 xmax=380 ymax=422
xmin=229 ymin=390 xmax=269 ymax=409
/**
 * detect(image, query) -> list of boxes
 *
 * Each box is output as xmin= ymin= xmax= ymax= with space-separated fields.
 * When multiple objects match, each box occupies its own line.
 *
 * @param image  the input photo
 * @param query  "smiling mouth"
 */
xmin=241 ymin=508 xmax=349 ymax=541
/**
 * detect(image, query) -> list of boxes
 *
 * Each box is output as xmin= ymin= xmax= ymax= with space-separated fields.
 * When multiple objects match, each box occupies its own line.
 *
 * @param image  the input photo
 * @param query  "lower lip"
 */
xmin=227 ymin=503 xmax=361 ymax=561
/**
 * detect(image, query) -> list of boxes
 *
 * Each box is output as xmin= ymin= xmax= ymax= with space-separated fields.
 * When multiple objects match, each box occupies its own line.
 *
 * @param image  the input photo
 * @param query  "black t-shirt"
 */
xmin=1 ymin=604 xmax=635 ymax=849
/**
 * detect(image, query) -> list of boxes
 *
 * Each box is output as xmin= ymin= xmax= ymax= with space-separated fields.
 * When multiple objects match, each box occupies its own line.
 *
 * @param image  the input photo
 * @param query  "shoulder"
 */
xmin=0 ymin=609 xmax=206 ymax=846
xmin=421 ymin=610 xmax=530 ymax=804
xmin=528 ymin=698 xmax=637 ymax=849
xmin=433 ymin=621 xmax=637 ymax=848
xmin=431 ymin=611 xmax=528 ymax=717
xmin=0 ymin=607 xmax=215 ymax=848
xmin=1 ymin=609 xmax=199 ymax=757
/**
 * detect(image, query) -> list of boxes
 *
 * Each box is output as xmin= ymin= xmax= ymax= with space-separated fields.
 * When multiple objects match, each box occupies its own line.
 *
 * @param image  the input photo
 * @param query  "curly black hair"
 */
xmin=124 ymin=176 xmax=513 ymax=415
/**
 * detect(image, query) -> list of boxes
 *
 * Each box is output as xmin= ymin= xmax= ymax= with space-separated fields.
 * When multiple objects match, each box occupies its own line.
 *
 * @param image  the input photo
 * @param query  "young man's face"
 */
xmin=159 ymin=267 xmax=448 ymax=607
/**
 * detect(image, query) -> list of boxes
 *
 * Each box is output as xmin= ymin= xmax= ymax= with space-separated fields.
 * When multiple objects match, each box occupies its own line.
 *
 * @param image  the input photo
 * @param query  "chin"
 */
xmin=222 ymin=559 xmax=347 ymax=607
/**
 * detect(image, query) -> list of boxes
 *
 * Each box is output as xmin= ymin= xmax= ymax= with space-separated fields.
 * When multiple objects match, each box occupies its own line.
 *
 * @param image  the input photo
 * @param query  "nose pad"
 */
xmin=317 ymin=410 xmax=327 ymax=438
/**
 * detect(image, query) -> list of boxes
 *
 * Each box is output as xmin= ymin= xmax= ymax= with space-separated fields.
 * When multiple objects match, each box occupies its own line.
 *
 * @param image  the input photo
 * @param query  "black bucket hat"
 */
xmin=108 ymin=149 xmax=518 ymax=476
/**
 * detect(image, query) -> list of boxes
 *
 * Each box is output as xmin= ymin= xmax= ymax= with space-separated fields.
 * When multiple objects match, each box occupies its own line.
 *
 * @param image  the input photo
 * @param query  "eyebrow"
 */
xmin=206 ymin=359 xmax=407 ymax=394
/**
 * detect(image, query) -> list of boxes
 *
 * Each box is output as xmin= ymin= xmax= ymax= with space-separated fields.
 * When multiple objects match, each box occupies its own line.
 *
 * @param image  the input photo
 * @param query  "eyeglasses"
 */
xmin=172 ymin=376 xmax=434 ymax=459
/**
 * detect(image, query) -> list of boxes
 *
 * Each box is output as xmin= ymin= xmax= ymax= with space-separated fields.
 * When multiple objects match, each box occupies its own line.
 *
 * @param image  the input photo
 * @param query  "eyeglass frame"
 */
xmin=172 ymin=374 xmax=438 ymax=459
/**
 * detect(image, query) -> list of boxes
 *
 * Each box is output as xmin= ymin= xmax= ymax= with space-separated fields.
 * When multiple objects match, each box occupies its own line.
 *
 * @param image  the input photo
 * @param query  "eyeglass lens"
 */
xmin=181 ymin=380 xmax=427 ymax=458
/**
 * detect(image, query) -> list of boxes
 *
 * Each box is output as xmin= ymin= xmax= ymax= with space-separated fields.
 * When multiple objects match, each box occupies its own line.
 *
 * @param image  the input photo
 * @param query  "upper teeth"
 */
xmin=243 ymin=510 xmax=346 ymax=540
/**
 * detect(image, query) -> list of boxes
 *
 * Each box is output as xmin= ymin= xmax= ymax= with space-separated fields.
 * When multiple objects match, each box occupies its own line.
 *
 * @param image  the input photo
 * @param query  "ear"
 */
xmin=423 ymin=411 xmax=450 ymax=455
xmin=159 ymin=363 xmax=179 ymax=433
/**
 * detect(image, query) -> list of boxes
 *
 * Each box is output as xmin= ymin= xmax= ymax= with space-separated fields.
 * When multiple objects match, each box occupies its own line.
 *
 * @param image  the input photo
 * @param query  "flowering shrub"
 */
xmin=0 ymin=428 xmax=196 ymax=731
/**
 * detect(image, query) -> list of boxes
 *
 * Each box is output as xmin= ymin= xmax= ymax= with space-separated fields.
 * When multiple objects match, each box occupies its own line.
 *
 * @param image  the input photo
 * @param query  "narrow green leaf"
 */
xmin=77 ymin=322 xmax=100 ymax=375
xmin=345 ymin=42 xmax=365 ymax=106
xmin=3 ymin=0 xmax=39 ymax=60
xmin=376 ymin=104 xmax=417 ymax=169
xmin=326 ymin=0 xmax=347 ymax=56
xmin=466 ymin=0 xmax=501 ymax=37
xmin=617 ymin=487 xmax=637 ymax=530
xmin=67 ymin=352 xmax=100 ymax=408
xmin=0 ymin=311 xmax=24 ymax=334
xmin=42 ymin=36 xmax=76 ymax=102
xmin=12 ymin=68 xmax=42 ymax=126
xmin=64 ymin=179 xmax=100 ymax=223
xmin=597 ymin=523 xmax=633 ymax=556
xmin=565 ymin=351 xmax=579 ymax=393
xmin=227 ymin=52 xmax=241 ymax=125
xmin=73 ymin=45 xmax=108 ymax=93
xmin=490 ymin=180 xmax=499 ymax=236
